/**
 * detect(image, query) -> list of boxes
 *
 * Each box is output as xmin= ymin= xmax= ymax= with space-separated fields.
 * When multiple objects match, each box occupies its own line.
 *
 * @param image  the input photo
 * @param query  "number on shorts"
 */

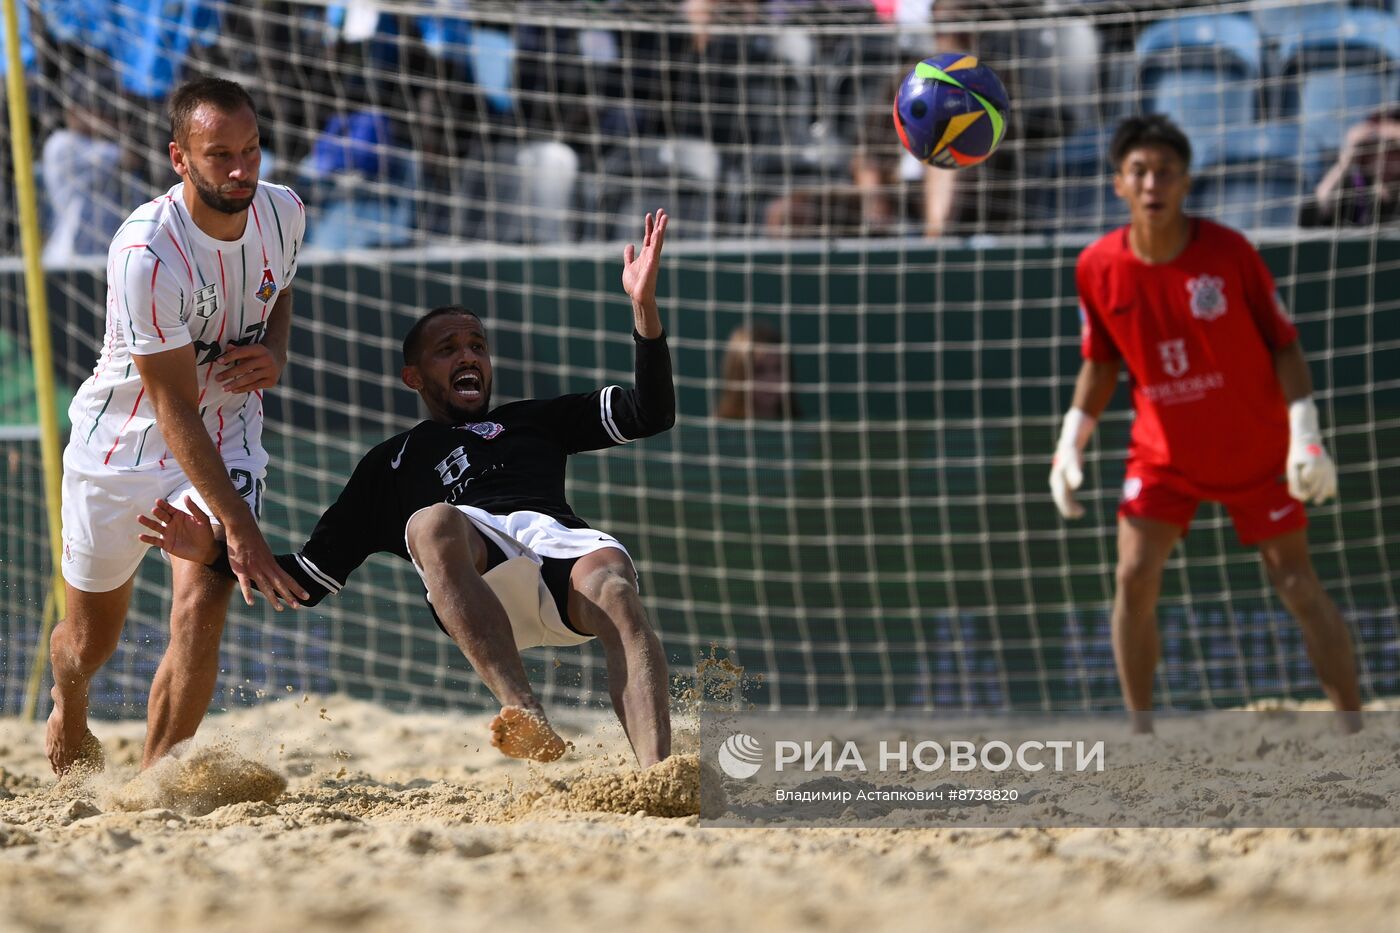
xmin=229 ymin=468 xmax=264 ymax=518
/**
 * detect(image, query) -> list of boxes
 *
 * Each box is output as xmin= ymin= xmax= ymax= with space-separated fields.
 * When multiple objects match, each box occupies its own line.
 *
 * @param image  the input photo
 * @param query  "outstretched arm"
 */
xmin=619 ymin=210 xmax=676 ymax=438
xmin=140 ymin=498 xmax=328 ymax=607
xmin=141 ymin=442 xmax=399 ymax=606
xmin=622 ymin=209 xmax=669 ymax=338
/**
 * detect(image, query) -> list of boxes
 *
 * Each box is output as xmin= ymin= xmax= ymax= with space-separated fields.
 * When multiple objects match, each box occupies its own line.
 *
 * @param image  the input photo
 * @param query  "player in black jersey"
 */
xmin=140 ymin=210 xmax=675 ymax=766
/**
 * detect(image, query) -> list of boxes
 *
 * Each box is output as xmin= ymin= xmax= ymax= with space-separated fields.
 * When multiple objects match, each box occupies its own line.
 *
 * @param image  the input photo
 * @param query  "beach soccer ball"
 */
xmin=893 ymin=53 xmax=1009 ymax=169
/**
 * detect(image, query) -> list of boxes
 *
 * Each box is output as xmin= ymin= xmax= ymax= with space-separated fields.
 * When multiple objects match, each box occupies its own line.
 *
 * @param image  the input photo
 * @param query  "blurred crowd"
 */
xmin=4 ymin=0 xmax=1400 ymax=259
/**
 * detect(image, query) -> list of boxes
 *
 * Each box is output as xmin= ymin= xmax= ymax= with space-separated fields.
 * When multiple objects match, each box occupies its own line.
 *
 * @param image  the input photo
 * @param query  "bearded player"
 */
xmin=142 ymin=211 xmax=674 ymax=766
xmin=49 ymin=77 xmax=309 ymax=775
xmin=1049 ymin=115 xmax=1361 ymax=733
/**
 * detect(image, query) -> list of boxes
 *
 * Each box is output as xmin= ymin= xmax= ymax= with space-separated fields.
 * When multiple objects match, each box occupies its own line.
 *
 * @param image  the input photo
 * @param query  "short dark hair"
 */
xmin=402 ymin=305 xmax=483 ymax=367
xmin=1109 ymin=114 xmax=1192 ymax=171
xmin=168 ymin=77 xmax=258 ymax=147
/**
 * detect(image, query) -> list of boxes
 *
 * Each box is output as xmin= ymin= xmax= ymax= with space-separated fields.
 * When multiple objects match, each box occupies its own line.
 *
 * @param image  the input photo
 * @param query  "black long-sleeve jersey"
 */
xmin=227 ymin=331 xmax=674 ymax=606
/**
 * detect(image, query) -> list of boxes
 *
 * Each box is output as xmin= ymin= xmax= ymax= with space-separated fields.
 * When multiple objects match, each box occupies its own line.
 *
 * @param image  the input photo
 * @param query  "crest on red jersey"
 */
xmin=1186 ymin=275 xmax=1227 ymax=321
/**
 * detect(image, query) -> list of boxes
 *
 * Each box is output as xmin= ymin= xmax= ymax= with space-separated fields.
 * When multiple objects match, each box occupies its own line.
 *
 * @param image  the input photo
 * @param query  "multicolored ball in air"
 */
xmin=893 ymin=53 xmax=1009 ymax=169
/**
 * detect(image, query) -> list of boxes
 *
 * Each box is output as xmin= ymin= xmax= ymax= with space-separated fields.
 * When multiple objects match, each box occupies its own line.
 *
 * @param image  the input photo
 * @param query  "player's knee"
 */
xmin=1114 ymin=555 xmax=1161 ymax=598
xmin=51 ymin=616 xmax=121 ymax=673
xmin=407 ymin=504 xmax=481 ymax=564
xmin=1266 ymin=559 xmax=1324 ymax=611
xmin=581 ymin=565 xmax=638 ymax=608
xmin=576 ymin=567 xmax=648 ymax=638
xmin=406 ymin=503 xmax=465 ymax=543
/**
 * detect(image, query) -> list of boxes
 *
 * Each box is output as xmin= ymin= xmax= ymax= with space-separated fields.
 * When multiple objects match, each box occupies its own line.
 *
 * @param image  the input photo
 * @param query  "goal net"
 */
xmin=3 ymin=0 xmax=1397 ymax=718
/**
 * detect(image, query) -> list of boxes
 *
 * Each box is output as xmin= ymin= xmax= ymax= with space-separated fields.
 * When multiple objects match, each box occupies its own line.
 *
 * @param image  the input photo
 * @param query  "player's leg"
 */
xmin=1227 ymin=479 xmax=1362 ymax=729
xmin=1112 ymin=516 xmax=1181 ymax=731
xmin=142 ymin=557 xmax=236 ymax=767
xmin=142 ymin=466 xmax=266 ymax=767
xmin=49 ymin=451 xmax=154 ymax=773
xmin=47 ymin=578 xmax=133 ymax=774
xmin=1256 ymin=528 xmax=1362 ymax=729
xmin=405 ymin=503 xmax=565 ymax=761
xmin=566 ymin=548 xmax=671 ymax=768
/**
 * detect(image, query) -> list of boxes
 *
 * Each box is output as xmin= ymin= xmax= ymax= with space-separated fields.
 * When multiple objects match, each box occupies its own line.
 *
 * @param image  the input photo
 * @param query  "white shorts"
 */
xmin=405 ymin=505 xmax=635 ymax=650
xmin=60 ymin=439 xmax=267 ymax=593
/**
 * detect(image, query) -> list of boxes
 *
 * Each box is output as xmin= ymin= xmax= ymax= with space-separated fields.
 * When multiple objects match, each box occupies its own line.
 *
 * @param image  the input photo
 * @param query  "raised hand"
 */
xmin=139 ymin=497 xmax=219 ymax=564
xmin=622 ymin=209 xmax=669 ymax=311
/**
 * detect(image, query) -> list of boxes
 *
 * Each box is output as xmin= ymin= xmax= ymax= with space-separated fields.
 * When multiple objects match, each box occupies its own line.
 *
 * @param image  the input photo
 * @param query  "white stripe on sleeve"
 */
xmin=600 ymin=385 xmax=631 ymax=444
xmin=295 ymin=553 xmax=343 ymax=595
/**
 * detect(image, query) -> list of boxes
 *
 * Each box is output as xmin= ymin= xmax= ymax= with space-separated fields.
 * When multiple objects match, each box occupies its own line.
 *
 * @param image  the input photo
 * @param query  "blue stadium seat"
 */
xmin=1137 ymin=12 xmax=1263 ymax=74
xmin=1135 ymin=14 xmax=1263 ymax=155
xmin=1023 ymin=127 xmax=1120 ymax=234
xmin=1252 ymin=1 xmax=1347 ymax=42
xmin=113 ymin=0 xmax=221 ymax=98
xmin=1276 ymin=6 xmax=1400 ymax=84
xmin=1188 ymin=124 xmax=1306 ymax=230
xmin=1276 ymin=8 xmax=1400 ymax=180
xmin=300 ymin=112 xmax=419 ymax=249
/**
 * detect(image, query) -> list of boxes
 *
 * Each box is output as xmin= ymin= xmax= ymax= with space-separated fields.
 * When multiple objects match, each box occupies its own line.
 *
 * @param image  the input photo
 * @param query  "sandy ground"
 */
xmin=2 ymin=696 xmax=1400 ymax=933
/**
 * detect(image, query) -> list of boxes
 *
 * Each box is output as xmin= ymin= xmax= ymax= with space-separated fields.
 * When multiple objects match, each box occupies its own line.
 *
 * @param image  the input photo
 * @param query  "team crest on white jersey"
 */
xmin=434 ymin=446 xmax=471 ymax=485
xmin=461 ymin=421 xmax=504 ymax=440
xmin=1158 ymin=339 xmax=1189 ymax=377
xmin=255 ymin=268 xmax=277 ymax=303
xmin=1186 ymin=275 xmax=1227 ymax=321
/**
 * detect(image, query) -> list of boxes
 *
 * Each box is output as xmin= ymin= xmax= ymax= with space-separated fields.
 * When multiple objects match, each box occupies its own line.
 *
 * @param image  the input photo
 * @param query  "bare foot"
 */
xmin=489 ymin=706 xmax=567 ymax=762
xmin=46 ymin=712 xmax=105 ymax=776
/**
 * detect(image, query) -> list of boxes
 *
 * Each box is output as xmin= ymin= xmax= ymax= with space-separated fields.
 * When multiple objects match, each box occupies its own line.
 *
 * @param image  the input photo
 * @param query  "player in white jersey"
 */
xmin=48 ymin=78 xmax=310 ymax=775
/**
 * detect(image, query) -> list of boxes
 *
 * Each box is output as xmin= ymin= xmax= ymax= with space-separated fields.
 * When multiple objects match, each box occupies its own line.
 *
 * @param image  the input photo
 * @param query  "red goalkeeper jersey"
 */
xmin=1076 ymin=218 xmax=1299 ymax=493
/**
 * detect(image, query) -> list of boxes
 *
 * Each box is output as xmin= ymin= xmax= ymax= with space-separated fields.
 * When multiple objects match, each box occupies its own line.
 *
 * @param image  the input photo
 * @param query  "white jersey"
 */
xmin=67 ymin=181 xmax=305 ymax=472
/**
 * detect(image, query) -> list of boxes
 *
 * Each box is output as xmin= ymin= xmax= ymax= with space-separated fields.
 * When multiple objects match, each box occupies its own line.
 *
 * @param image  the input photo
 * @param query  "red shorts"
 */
xmin=1117 ymin=461 xmax=1307 ymax=546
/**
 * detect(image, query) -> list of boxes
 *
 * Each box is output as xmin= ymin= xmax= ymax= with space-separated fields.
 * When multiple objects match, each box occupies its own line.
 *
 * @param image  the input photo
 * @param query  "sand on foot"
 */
xmin=490 ymin=706 xmax=568 ymax=762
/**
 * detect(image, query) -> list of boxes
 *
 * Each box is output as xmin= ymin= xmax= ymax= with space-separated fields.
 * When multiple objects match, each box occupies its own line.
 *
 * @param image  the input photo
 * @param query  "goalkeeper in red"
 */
xmin=1049 ymin=115 xmax=1361 ymax=732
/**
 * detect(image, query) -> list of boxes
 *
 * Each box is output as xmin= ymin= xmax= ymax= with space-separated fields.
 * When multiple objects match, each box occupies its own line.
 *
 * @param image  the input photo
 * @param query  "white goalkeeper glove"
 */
xmin=1287 ymin=397 xmax=1338 ymax=504
xmin=1049 ymin=407 xmax=1097 ymax=520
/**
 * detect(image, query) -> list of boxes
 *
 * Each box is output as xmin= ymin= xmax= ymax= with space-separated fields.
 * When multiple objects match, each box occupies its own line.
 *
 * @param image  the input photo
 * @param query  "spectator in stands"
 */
xmin=41 ymin=76 xmax=138 ymax=262
xmin=715 ymin=322 xmax=802 ymax=420
xmin=763 ymin=73 xmax=921 ymax=238
xmin=634 ymin=0 xmax=772 ymax=150
xmin=760 ymin=0 xmax=1023 ymax=238
xmin=301 ymin=111 xmax=417 ymax=249
xmin=1302 ymin=108 xmax=1400 ymax=227
xmin=850 ymin=73 xmax=929 ymax=236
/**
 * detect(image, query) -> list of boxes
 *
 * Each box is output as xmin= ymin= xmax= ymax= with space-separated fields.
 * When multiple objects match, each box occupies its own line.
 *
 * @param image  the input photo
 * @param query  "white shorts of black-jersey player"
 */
xmin=405 ymin=504 xmax=633 ymax=650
